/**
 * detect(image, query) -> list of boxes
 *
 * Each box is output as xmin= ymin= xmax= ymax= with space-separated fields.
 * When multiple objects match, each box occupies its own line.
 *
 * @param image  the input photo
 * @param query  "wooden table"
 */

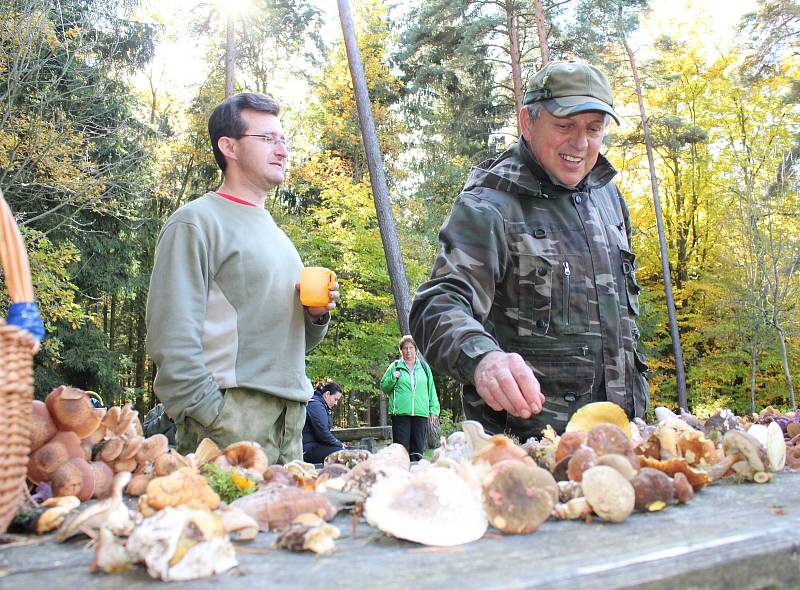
xmin=2 ymin=471 xmax=799 ymax=589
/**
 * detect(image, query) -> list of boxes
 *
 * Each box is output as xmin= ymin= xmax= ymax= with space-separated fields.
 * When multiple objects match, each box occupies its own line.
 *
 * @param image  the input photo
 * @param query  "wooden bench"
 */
xmin=333 ymin=426 xmax=392 ymax=451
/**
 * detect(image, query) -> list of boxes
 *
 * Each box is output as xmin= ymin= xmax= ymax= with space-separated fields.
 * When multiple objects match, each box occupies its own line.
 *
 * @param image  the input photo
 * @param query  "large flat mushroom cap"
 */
xmin=365 ymin=467 xmax=487 ymax=546
xmin=565 ymin=402 xmax=632 ymax=439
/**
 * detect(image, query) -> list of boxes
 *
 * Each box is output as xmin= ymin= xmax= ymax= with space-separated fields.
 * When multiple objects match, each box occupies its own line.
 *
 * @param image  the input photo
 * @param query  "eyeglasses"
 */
xmin=240 ymin=134 xmax=291 ymax=149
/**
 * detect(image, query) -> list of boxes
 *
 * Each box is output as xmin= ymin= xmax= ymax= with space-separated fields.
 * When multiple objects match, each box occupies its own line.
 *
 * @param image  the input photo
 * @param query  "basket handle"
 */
xmin=0 ymin=189 xmax=34 ymax=303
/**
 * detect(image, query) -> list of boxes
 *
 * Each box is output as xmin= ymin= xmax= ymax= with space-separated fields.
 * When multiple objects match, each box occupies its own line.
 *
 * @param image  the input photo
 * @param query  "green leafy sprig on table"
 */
xmin=202 ymin=463 xmax=257 ymax=504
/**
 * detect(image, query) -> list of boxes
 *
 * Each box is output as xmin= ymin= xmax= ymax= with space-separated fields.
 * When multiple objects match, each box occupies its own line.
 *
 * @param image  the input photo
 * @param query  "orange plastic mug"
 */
xmin=300 ymin=267 xmax=336 ymax=307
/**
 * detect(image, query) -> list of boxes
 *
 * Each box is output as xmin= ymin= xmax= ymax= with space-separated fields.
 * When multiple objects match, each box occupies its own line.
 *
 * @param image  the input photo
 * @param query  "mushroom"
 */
xmin=138 ymin=467 xmax=221 ymax=513
xmin=126 ymin=473 xmax=155 ymax=497
xmin=595 ymin=453 xmax=638 ymax=481
xmin=766 ymin=421 xmax=786 ymax=472
xmin=216 ymin=504 xmax=260 ymax=541
xmin=30 ymin=400 xmax=57 ymax=451
xmin=722 ymin=430 xmax=771 ymax=483
xmin=473 ymin=434 xmax=535 ymax=467
xmin=566 ymin=446 xmax=598 ymax=482
xmin=28 ymin=430 xmax=85 ymax=483
xmin=676 ymin=429 xmax=717 ymax=466
xmin=482 ymin=460 xmax=555 ymax=534
xmin=639 ymin=456 xmax=712 ymax=490
xmin=276 ymin=518 xmax=341 ymax=554
xmin=118 ymin=435 xmax=144 ymax=462
xmin=91 ymin=460 xmax=115 ymax=499
xmin=520 ymin=438 xmax=557 ymax=472
xmin=555 ymin=431 xmax=588 ymax=463
xmin=586 ymin=423 xmax=631 ymax=456
xmin=45 ymin=385 xmax=103 ymax=438
xmin=461 ymin=420 xmax=493 ymax=453
xmin=50 ymin=457 xmax=95 ymax=501
xmin=93 ymin=437 xmax=124 ymax=462
xmin=9 ymin=495 xmax=81 ymax=534
xmin=580 ymin=465 xmax=635 ymax=523
xmin=136 ymin=434 xmax=170 ymax=465
xmin=125 ymin=507 xmax=237 ymax=581
xmin=631 ymin=467 xmax=674 ymax=512
xmin=552 ymin=496 xmax=592 ymax=521
xmin=565 ymin=402 xmax=632 ymax=439
xmin=223 ymin=441 xmax=269 ymax=474
xmin=364 ymin=467 xmax=487 ymax=546
xmin=154 ymin=450 xmax=188 ymax=477
xmin=57 ymin=471 xmax=136 ymax=541
xmin=672 ymin=471 xmax=695 ymax=504
xmin=230 ymin=485 xmax=336 ymax=531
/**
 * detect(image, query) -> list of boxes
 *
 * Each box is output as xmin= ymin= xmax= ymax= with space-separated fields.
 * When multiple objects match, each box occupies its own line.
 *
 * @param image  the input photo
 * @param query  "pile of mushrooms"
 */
xmin=28 ymin=386 xmax=174 ymax=502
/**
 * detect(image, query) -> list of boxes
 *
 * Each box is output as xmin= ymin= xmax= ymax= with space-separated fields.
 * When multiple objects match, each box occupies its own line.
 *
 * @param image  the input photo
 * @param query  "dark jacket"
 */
xmin=410 ymin=138 xmax=649 ymax=440
xmin=302 ymin=391 xmax=344 ymax=453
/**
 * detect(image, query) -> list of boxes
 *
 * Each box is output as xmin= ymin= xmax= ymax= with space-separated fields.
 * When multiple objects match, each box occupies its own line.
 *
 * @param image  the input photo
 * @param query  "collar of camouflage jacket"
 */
xmin=465 ymin=137 xmax=617 ymax=198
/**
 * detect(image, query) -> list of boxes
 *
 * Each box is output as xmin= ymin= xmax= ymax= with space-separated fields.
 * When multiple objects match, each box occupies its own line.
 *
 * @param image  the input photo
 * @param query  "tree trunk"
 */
xmin=337 ymin=0 xmax=411 ymax=334
xmin=775 ymin=324 xmax=796 ymax=408
xmin=109 ymin=292 xmax=117 ymax=352
xmin=621 ymin=32 xmax=688 ymax=410
xmin=533 ymin=0 xmax=550 ymax=66
xmin=749 ymin=331 xmax=758 ymax=415
xmin=507 ymin=7 xmax=523 ymax=117
xmin=225 ymin=14 xmax=235 ymax=98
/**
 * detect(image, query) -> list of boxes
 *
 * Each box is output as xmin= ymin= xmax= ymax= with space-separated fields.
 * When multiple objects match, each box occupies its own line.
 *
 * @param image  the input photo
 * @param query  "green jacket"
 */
xmin=380 ymin=358 xmax=441 ymax=418
xmin=409 ymin=138 xmax=649 ymax=440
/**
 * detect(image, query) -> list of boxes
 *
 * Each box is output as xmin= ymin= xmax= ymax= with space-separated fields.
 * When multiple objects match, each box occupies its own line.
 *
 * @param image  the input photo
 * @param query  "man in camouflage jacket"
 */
xmin=410 ymin=62 xmax=649 ymax=442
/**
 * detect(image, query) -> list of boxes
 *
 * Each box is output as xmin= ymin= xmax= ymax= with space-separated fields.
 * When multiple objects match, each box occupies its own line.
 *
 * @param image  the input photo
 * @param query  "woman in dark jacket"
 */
xmin=302 ymin=381 xmax=344 ymax=464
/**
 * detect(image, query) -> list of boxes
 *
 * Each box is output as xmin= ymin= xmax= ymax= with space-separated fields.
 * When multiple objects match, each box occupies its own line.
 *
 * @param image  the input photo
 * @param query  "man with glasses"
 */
xmin=410 ymin=62 xmax=649 ymax=442
xmin=146 ymin=92 xmax=338 ymax=463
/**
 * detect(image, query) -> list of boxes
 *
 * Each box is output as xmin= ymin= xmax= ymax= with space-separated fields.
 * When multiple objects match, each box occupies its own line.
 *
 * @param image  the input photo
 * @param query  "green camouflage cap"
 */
xmin=523 ymin=61 xmax=620 ymax=124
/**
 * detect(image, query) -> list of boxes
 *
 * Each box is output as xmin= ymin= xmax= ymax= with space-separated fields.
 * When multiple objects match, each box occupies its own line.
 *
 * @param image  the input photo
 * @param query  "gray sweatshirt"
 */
xmin=145 ymin=192 xmax=328 ymax=427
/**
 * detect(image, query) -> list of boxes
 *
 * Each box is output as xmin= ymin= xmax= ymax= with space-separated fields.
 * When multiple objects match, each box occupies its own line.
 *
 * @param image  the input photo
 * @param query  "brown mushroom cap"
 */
xmin=30 ymin=400 xmax=57 ymax=452
xmin=631 ymin=467 xmax=674 ymax=512
xmin=473 ymin=435 xmax=535 ymax=467
xmin=555 ymin=431 xmax=588 ymax=463
xmin=482 ymin=460 xmax=555 ymax=534
xmin=581 ymin=465 xmax=635 ymax=523
xmin=586 ymin=424 xmax=630 ymax=456
xmin=118 ymin=435 xmax=145 ymax=462
xmin=45 ymin=386 xmax=103 ymax=439
xmin=224 ymin=441 xmax=269 ymax=474
xmin=28 ymin=431 xmax=84 ymax=483
xmin=136 ymin=434 xmax=169 ymax=464
xmin=126 ymin=473 xmax=154 ymax=497
xmin=90 ymin=461 xmax=115 ymax=499
xmin=567 ymin=446 xmax=598 ymax=482
xmin=672 ymin=472 xmax=695 ymax=504
xmin=51 ymin=457 xmax=95 ymax=501
xmin=94 ymin=437 xmax=125 ymax=462
xmin=154 ymin=450 xmax=186 ymax=477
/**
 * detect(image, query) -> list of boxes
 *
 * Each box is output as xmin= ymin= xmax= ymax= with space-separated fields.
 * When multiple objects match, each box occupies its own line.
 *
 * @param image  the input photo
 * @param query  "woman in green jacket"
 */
xmin=380 ymin=335 xmax=440 ymax=461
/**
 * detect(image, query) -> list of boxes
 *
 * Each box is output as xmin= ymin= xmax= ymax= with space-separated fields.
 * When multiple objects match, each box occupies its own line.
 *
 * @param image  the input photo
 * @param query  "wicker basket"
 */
xmin=0 ymin=192 xmax=36 ymax=534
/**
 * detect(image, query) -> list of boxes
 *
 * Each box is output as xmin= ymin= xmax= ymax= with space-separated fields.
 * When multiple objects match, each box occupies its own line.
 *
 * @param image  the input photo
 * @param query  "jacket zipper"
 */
xmin=563 ymin=261 xmax=571 ymax=326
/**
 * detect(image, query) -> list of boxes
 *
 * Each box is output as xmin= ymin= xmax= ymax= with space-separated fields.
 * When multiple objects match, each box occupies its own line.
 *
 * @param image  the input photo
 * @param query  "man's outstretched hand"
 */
xmin=473 ymin=351 xmax=545 ymax=419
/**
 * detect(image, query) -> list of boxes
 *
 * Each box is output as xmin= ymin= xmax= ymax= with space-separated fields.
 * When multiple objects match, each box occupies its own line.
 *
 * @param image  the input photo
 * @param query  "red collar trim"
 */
xmin=215 ymin=192 xmax=257 ymax=207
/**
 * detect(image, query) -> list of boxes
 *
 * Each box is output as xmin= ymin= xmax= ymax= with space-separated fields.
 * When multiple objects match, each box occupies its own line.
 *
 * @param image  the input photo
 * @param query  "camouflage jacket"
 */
xmin=409 ymin=139 xmax=649 ymax=440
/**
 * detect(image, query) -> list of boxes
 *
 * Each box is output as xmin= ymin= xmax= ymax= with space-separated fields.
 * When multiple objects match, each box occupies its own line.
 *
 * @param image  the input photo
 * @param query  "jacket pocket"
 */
xmin=632 ymin=349 xmax=650 ymax=419
xmin=517 ymin=254 xmax=552 ymax=337
xmin=557 ymin=254 xmax=590 ymax=334
xmin=506 ymin=347 xmax=595 ymax=439
xmin=620 ymin=247 xmax=641 ymax=316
